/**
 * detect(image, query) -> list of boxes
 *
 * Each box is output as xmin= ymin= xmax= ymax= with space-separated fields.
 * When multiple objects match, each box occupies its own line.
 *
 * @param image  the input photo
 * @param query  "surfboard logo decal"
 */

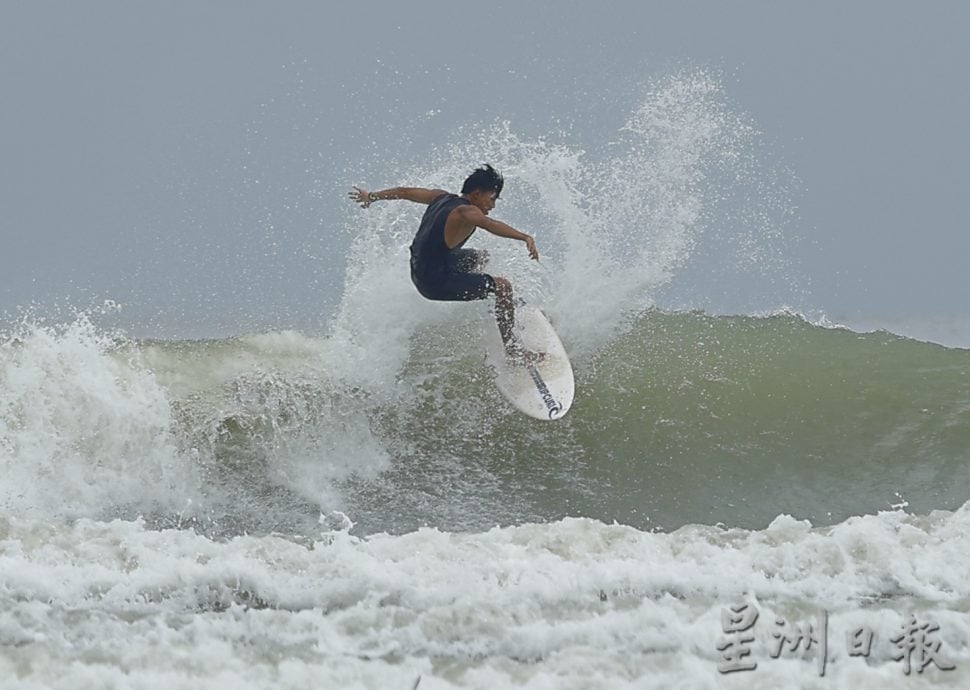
xmin=527 ymin=365 xmax=564 ymax=419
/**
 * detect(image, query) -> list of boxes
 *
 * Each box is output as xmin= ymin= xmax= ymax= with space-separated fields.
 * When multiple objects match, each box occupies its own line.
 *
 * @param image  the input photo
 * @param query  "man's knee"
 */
xmin=493 ymin=276 xmax=512 ymax=296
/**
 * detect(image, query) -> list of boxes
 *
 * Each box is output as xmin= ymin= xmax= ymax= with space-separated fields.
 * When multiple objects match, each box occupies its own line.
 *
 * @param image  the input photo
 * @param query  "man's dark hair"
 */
xmin=461 ymin=164 xmax=504 ymax=198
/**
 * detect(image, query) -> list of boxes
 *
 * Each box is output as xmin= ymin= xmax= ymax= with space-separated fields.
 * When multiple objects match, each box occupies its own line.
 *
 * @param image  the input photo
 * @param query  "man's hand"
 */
xmin=348 ymin=186 xmax=371 ymax=208
xmin=524 ymin=235 xmax=539 ymax=261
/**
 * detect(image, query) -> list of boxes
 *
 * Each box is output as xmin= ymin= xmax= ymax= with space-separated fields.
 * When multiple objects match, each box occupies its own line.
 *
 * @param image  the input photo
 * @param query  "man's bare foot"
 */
xmin=505 ymin=341 xmax=546 ymax=367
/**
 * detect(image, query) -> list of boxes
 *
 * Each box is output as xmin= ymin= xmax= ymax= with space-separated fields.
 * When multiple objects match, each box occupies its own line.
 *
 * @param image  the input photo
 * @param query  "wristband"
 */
xmin=368 ymin=192 xmax=379 ymax=202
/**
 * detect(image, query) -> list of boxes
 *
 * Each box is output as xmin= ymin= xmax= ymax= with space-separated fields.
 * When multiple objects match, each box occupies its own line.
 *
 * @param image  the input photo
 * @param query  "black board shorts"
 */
xmin=411 ymin=248 xmax=496 ymax=302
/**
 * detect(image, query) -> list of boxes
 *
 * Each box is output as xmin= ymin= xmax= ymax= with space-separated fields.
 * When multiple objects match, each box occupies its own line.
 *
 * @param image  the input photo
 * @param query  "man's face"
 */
xmin=471 ymin=190 xmax=498 ymax=215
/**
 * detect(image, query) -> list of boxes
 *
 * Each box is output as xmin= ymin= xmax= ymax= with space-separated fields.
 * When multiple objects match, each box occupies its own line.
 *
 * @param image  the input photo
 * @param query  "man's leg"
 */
xmin=416 ymin=265 xmax=541 ymax=364
xmin=493 ymin=276 xmax=516 ymax=347
xmin=493 ymin=276 xmax=543 ymax=364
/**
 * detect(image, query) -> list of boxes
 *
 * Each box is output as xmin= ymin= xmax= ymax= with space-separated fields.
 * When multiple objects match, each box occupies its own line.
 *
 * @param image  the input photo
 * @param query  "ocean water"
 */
xmin=3 ymin=72 xmax=969 ymax=688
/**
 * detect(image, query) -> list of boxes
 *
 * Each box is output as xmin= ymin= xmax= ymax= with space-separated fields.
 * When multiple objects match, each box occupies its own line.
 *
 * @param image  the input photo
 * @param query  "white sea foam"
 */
xmin=0 ymin=313 xmax=395 ymax=529
xmin=0 ymin=312 xmax=200 ymax=521
xmin=1 ymin=507 xmax=967 ymax=689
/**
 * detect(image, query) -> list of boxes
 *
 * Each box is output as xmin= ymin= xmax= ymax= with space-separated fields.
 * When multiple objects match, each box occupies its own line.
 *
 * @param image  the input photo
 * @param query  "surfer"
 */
xmin=349 ymin=164 xmax=543 ymax=364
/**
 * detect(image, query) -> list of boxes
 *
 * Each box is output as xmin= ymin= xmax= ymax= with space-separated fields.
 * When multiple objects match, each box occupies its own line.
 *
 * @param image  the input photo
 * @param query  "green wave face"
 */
xmin=4 ymin=312 xmax=969 ymax=535
xmin=343 ymin=312 xmax=970 ymax=533
xmin=565 ymin=311 xmax=970 ymax=530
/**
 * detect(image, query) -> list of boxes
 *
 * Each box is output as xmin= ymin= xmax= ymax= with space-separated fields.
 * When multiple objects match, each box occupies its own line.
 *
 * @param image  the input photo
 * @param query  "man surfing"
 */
xmin=349 ymin=164 xmax=542 ymax=364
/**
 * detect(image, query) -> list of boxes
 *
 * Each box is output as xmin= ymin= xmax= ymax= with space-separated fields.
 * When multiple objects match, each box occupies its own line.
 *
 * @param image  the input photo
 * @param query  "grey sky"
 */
xmin=3 ymin=1 xmax=968 ymax=338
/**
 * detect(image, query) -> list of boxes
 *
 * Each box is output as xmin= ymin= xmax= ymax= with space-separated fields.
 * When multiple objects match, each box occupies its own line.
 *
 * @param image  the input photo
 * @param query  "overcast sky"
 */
xmin=2 ymin=1 xmax=968 ymax=338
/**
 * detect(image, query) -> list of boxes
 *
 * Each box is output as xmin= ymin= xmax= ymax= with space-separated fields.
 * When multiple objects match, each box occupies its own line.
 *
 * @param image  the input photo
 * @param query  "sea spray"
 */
xmin=0 ymin=309 xmax=197 ymax=521
xmin=336 ymin=69 xmax=798 ymax=370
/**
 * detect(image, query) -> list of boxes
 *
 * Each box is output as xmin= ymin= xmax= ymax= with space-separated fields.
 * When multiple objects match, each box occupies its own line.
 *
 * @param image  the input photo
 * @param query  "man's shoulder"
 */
xmin=430 ymin=191 xmax=458 ymax=204
xmin=447 ymin=199 xmax=479 ymax=218
xmin=444 ymin=203 xmax=486 ymax=236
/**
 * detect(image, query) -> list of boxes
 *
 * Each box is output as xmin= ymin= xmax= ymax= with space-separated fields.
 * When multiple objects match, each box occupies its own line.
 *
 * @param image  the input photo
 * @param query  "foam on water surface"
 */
xmin=2 ymin=508 xmax=968 ymax=688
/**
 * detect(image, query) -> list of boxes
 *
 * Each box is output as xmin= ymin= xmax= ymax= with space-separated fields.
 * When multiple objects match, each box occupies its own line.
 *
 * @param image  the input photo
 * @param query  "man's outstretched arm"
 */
xmin=348 ymin=185 xmax=448 ymax=208
xmin=455 ymin=205 xmax=539 ymax=261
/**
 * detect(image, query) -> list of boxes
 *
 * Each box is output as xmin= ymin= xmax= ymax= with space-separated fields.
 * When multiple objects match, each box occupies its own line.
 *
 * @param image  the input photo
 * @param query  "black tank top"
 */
xmin=409 ymin=193 xmax=473 ymax=277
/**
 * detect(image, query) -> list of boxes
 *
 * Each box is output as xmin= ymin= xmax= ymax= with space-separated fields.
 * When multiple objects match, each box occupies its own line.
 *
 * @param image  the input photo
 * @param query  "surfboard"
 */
xmin=484 ymin=305 xmax=574 ymax=420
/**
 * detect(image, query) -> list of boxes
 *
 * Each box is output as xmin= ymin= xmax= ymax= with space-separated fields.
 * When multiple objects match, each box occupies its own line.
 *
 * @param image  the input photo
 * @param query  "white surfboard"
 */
xmin=484 ymin=306 xmax=574 ymax=420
